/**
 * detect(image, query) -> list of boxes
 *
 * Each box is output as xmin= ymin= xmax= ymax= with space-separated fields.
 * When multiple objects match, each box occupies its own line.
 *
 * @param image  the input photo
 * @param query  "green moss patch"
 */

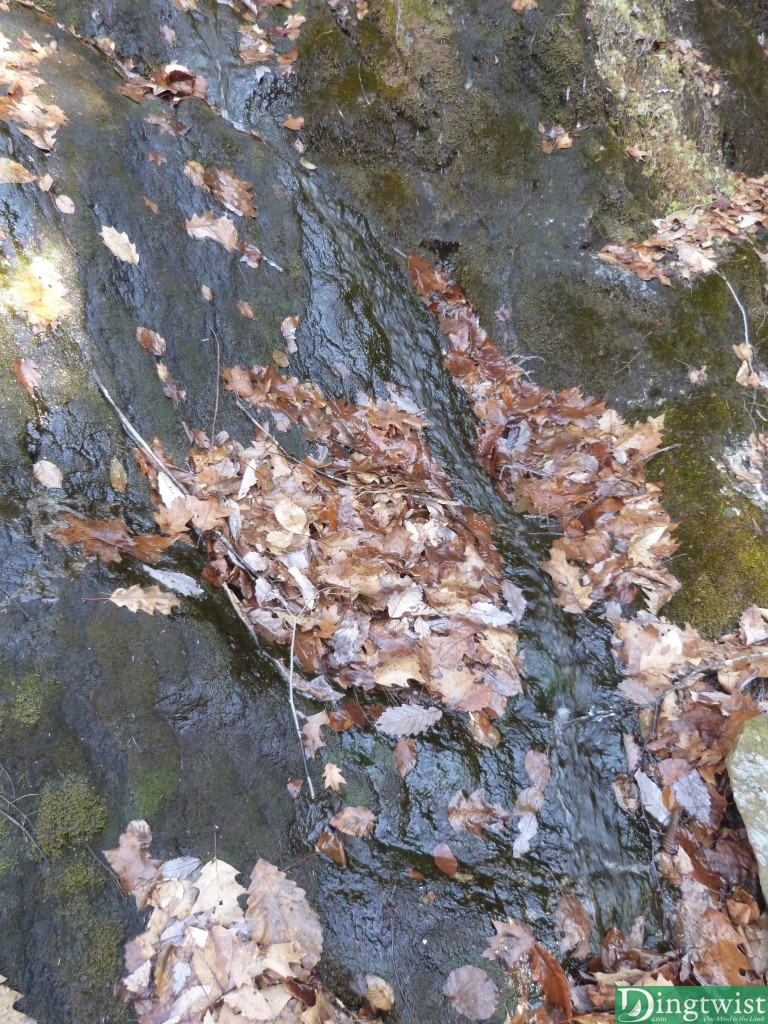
xmin=36 ymin=774 xmax=107 ymax=859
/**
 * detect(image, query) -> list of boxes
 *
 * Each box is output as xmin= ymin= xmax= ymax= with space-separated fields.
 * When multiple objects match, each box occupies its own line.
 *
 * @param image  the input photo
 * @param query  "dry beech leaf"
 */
xmin=33 ymin=459 xmax=63 ymax=488
xmin=511 ymin=0 xmax=537 ymax=12
xmin=443 ymin=965 xmax=499 ymax=1021
xmin=108 ymin=584 xmax=181 ymax=616
xmin=110 ymin=457 xmax=128 ymax=493
xmin=0 ymin=977 xmax=38 ymax=1023
xmin=329 ymin=806 xmax=376 ymax=837
xmin=136 ymin=327 xmax=166 ymax=357
xmin=54 ymin=194 xmax=74 ymax=214
xmin=185 ymin=211 xmax=239 ymax=251
xmin=433 ymin=842 xmax=458 ymax=878
xmin=375 ymin=704 xmax=442 ymax=736
xmin=283 ymin=116 xmax=304 ymax=130
xmin=322 ymin=762 xmax=346 ymax=793
xmin=37 ymin=174 xmax=53 ymax=192
xmin=100 ymin=225 xmax=140 ymax=264
xmin=272 ymin=348 xmax=289 ymax=367
xmin=394 ymin=737 xmax=417 ymax=777
xmin=13 ymin=358 xmax=42 ymax=395
xmin=365 ymin=975 xmax=394 ymax=1011
xmin=0 ymin=158 xmax=35 ymax=184
xmin=237 ymin=300 xmax=256 ymax=320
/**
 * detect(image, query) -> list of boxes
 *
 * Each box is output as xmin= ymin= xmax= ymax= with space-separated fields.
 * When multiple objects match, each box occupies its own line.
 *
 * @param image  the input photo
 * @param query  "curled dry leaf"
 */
xmin=108 ymin=584 xmax=181 ymax=616
xmin=322 ymin=762 xmax=346 ymax=793
xmin=316 ymin=829 xmax=346 ymax=866
xmin=329 ymin=806 xmax=376 ymax=838
xmin=375 ymin=704 xmax=442 ymax=737
xmin=443 ymin=965 xmax=499 ymax=1021
xmin=100 ymin=225 xmax=140 ymax=264
xmin=393 ymin=736 xmax=417 ymax=777
xmin=136 ymin=327 xmax=166 ymax=357
xmin=33 ymin=459 xmax=63 ymax=488
xmin=12 ymin=358 xmax=42 ymax=395
xmin=433 ymin=842 xmax=458 ymax=878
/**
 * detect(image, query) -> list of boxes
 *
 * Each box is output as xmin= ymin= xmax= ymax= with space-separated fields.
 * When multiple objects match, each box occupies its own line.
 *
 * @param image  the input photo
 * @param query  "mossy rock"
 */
xmin=35 ymin=775 xmax=107 ymax=859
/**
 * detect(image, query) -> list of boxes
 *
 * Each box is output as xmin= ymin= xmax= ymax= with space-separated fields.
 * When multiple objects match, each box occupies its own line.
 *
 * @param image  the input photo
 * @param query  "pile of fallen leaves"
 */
xmin=598 ymin=172 xmax=768 ymax=286
xmin=54 ymin=365 xmax=525 ymax=748
xmin=105 ymin=820 xmax=388 ymax=1023
xmin=408 ymin=256 xmax=679 ymax=616
xmin=0 ymin=30 xmax=67 ymax=151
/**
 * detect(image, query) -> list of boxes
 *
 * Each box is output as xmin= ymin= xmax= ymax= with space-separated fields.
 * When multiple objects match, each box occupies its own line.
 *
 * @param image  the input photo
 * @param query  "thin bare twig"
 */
xmin=288 ymin=601 xmax=316 ymax=800
xmin=211 ymin=330 xmax=222 ymax=441
xmin=0 ymin=806 xmax=46 ymax=859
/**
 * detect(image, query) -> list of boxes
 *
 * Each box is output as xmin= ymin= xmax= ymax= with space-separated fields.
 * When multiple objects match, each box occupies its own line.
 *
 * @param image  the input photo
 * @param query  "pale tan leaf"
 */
xmin=375 ymin=704 xmax=442 ymax=736
xmin=100 ymin=225 xmax=140 ymax=264
xmin=329 ymin=805 xmax=376 ymax=837
xmin=246 ymin=859 xmax=323 ymax=967
xmin=103 ymin=819 xmax=162 ymax=908
xmin=0 ymin=976 xmax=38 ymax=1023
xmin=7 ymin=257 xmax=72 ymax=331
xmin=301 ymin=710 xmax=329 ymax=757
xmin=322 ymin=762 xmax=346 ymax=792
xmin=109 ymin=457 xmax=128 ymax=493
xmin=108 ymin=584 xmax=181 ymax=616
xmin=185 ymin=212 xmax=238 ymax=252
xmin=443 ymin=965 xmax=499 ymax=1020
xmin=373 ymin=655 xmax=424 ymax=688
xmin=33 ymin=459 xmax=63 ymax=488
xmin=274 ymin=497 xmax=307 ymax=534
xmin=189 ymin=859 xmax=247 ymax=925
xmin=283 ymin=116 xmax=304 ymax=130
xmin=0 ymin=158 xmax=35 ymax=184
xmin=365 ymin=975 xmax=395 ymax=1011
xmin=54 ymin=194 xmax=74 ymax=214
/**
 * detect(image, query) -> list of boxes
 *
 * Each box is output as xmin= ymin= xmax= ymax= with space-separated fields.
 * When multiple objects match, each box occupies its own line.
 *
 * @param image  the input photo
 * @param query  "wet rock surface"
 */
xmin=727 ymin=715 xmax=768 ymax=903
xmin=0 ymin=0 xmax=767 ymax=1020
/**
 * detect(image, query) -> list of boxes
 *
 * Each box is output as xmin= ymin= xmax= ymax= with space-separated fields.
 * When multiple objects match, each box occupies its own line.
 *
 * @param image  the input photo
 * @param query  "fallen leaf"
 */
xmin=103 ymin=819 xmax=163 ymax=908
xmin=287 ymin=778 xmax=302 ymax=799
xmin=185 ymin=212 xmax=238 ymax=251
xmin=189 ymin=858 xmax=247 ymax=925
xmin=322 ymin=762 xmax=346 ymax=792
xmin=100 ymin=226 xmax=140 ymax=264
xmin=136 ymin=327 xmax=166 ymax=357
xmin=375 ymin=704 xmax=442 ymax=737
xmin=201 ymin=285 xmax=213 ymax=301
xmin=283 ymin=116 xmax=304 ymax=130
xmin=316 ymin=829 xmax=346 ymax=865
xmin=329 ymin=806 xmax=376 ymax=837
xmin=110 ymin=457 xmax=128 ymax=492
xmin=0 ymin=159 xmax=35 ymax=184
xmin=364 ymin=975 xmax=394 ymax=1011
xmin=142 ymin=196 xmax=159 ymax=214
xmin=448 ymin=789 xmax=512 ymax=838
xmin=512 ymin=811 xmax=538 ymax=857
xmin=237 ymin=300 xmax=256 ymax=320
xmin=13 ymin=358 xmax=41 ymax=395
xmin=393 ymin=737 xmax=417 ymax=777
xmin=142 ymin=566 xmax=202 ymax=596
xmin=51 ymin=513 xmax=174 ymax=564
xmin=7 ymin=258 xmax=72 ymax=331
xmin=443 ymin=965 xmax=499 ymax=1020
xmin=108 ymin=584 xmax=181 ymax=616
xmin=33 ymin=459 xmax=63 ymax=488
xmin=433 ymin=842 xmax=458 ymax=877
xmin=0 ymin=976 xmax=38 ymax=1023
xmin=37 ymin=174 xmax=53 ymax=191
xmin=301 ymin=711 xmax=329 ymax=757
xmin=554 ymin=895 xmax=593 ymax=958
xmin=54 ymin=194 xmax=74 ymax=214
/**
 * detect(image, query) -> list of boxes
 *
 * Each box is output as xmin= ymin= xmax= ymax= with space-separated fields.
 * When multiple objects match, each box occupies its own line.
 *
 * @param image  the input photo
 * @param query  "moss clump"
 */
xmin=35 ymin=775 xmax=107 ymax=859
xmin=0 ymin=673 xmax=54 ymax=728
xmin=128 ymin=758 xmax=178 ymax=820
xmin=47 ymin=851 xmax=101 ymax=899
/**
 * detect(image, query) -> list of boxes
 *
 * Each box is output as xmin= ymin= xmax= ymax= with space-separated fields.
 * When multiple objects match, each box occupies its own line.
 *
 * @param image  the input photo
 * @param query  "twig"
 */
xmin=92 ymin=372 xmax=188 ymax=502
xmin=288 ymin=602 xmax=316 ymax=800
xmin=358 ymin=61 xmax=372 ymax=106
xmin=719 ymin=271 xmax=751 ymax=357
xmin=0 ymin=587 xmax=29 ymax=620
xmin=211 ymin=330 xmax=222 ymax=442
xmin=0 ymin=806 xmax=46 ymax=860
xmin=280 ymin=849 xmax=321 ymax=873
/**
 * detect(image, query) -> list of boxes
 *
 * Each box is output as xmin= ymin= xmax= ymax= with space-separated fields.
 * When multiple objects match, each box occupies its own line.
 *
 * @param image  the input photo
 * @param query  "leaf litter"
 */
xmin=105 ymin=820 xmax=385 ymax=1023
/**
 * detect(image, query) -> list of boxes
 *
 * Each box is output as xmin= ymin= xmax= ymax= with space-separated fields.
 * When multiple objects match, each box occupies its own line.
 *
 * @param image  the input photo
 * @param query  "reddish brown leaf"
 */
xmin=394 ymin=737 xmax=417 ymax=778
xmin=442 ymin=965 xmax=499 ymax=1020
xmin=448 ymin=789 xmax=512 ymax=838
xmin=136 ymin=327 xmax=166 ymax=357
xmin=315 ymin=829 xmax=346 ymax=866
xmin=13 ymin=357 xmax=41 ymax=395
xmin=433 ymin=842 xmax=458 ymax=877
xmin=329 ymin=806 xmax=376 ymax=838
